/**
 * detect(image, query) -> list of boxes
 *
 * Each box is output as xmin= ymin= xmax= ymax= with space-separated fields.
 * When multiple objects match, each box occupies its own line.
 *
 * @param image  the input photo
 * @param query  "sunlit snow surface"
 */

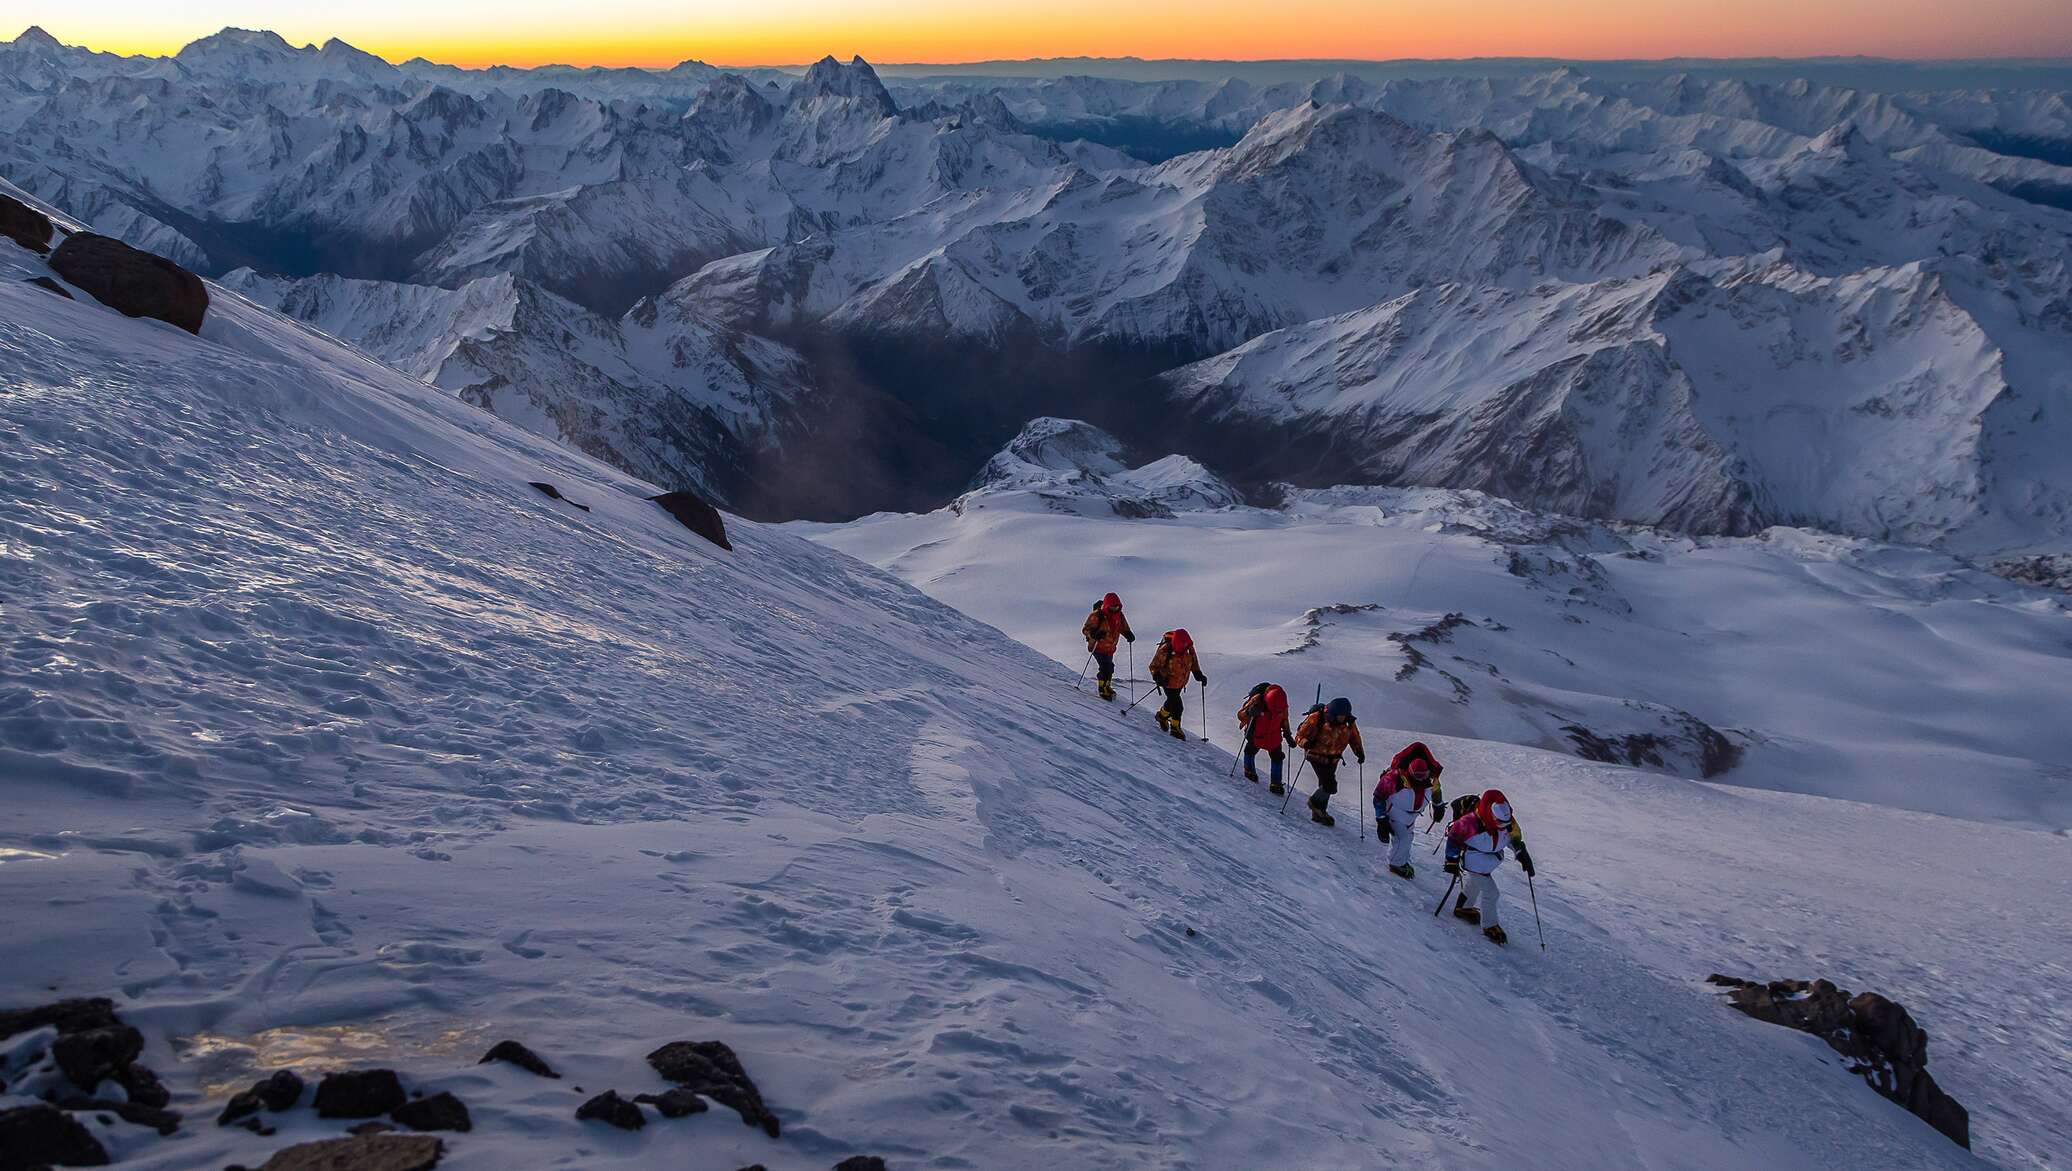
xmin=1 ymin=254 xmax=2067 ymax=1170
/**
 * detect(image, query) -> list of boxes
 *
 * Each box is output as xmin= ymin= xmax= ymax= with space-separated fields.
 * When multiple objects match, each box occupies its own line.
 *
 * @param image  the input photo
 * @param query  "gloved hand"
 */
xmin=1194 ymin=670 xmax=1208 ymax=684
xmin=1443 ymin=855 xmax=1460 ymax=876
xmin=1285 ymin=732 xmax=1297 ymax=747
xmin=1516 ymin=849 xmax=1536 ymax=878
xmin=1124 ymin=632 xmax=1136 ymax=643
xmin=1354 ymin=751 xmax=1366 ymax=763
xmin=1377 ymin=820 xmax=1392 ymax=844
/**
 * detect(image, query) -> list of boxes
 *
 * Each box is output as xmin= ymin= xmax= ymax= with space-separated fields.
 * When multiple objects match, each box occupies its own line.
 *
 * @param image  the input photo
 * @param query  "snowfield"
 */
xmin=3 ymin=234 xmax=2070 ymax=1171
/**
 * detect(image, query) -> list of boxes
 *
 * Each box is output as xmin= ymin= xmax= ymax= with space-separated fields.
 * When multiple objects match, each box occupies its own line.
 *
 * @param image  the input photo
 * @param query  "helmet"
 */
xmin=1478 ymin=788 xmax=1513 ymax=826
xmin=1327 ymin=697 xmax=1352 ymax=721
xmin=1168 ymin=629 xmax=1194 ymax=654
xmin=1102 ymin=592 xmax=1122 ymax=612
xmin=1406 ymin=758 xmax=1431 ymax=781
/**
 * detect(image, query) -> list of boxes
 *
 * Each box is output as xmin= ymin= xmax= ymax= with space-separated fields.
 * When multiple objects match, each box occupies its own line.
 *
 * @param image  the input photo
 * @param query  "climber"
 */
xmin=1374 ymin=745 xmax=1444 ymax=878
xmin=1443 ymin=788 xmax=1535 ymax=946
xmin=1146 ymin=629 xmax=1207 ymax=741
xmin=1293 ymin=696 xmax=1364 ymax=825
xmin=1235 ymin=683 xmax=1296 ymax=790
xmin=1081 ymin=592 xmax=1135 ymax=701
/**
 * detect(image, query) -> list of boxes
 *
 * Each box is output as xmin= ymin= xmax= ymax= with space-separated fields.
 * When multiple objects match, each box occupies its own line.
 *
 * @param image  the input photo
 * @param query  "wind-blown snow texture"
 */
xmin=6 ymin=208 xmax=2069 ymax=1171
xmin=6 ymin=28 xmax=2072 ymax=550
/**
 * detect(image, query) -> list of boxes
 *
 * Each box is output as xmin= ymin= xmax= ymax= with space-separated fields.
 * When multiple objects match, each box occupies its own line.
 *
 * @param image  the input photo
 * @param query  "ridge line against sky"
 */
xmin=10 ymin=0 xmax=2072 ymax=70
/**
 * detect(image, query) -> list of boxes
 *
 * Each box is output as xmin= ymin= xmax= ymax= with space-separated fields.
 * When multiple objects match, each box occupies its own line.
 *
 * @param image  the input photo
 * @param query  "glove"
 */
xmin=1354 ymin=751 xmax=1366 ymax=764
xmin=1194 ymin=671 xmax=1208 ymax=685
xmin=1124 ymin=632 xmax=1136 ymax=643
xmin=1377 ymin=820 xmax=1392 ymax=844
xmin=1285 ymin=733 xmax=1297 ymax=748
xmin=1516 ymin=849 xmax=1536 ymax=878
xmin=1443 ymin=856 xmax=1460 ymax=876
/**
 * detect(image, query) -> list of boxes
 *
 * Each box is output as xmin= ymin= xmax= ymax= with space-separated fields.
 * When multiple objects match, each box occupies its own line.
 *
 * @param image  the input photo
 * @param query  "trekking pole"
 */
xmin=1279 ymin=757 xmax=1308 ymax=814
xmin=1358 ymin=760 xmax=1367 ymax=840
xmin=1199 ymin=680 xmax=1208 ymax=741
xmin=1075 ymin=651 xmax=1094 ymax=690
xmin=1118 ymin=681 xmax=1161 ymax=718
xmin=1432 ymin=871 xmax=1460 ymax=917
xmin=1527 ymin=873 xmax=1546 ymax=951
xmin=1128 ymin=641 xmax=1136 ymax=705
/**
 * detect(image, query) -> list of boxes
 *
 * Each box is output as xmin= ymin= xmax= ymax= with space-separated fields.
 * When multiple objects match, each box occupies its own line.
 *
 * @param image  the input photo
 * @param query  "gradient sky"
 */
xmin=12 ymin=0 xmax=2072 ymax=68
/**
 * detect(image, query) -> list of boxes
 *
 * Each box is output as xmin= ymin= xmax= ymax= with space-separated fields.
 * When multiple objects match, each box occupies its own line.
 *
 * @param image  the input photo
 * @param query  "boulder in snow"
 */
xmin=0 ymin=192 xmax=52 ymax=253
xmin=25 ymin=275 xmax=72 ymax=298
xmin=574 ymin=1089 xmax=644 ymax=1130
xmin=389 ymin=1091 xmax=471 ymax=1133
xmin=219 ymin=1069 xmax=306 ymax=1126
xmin=649 ymin=491 xmax=732 ymax=551
xmin=1709 ymin=975 xmax=1970 ymax=1147
xmin=312 ymin=1069 xmax=407 ymax=1119
xmin=527 ymin=482 xmax=590 ymax=512
xmin=48 ymin=232 xmax=208 ymax=334
xmin=645 ymin=1040 xmax=777 ymax=1136
xmin=632 ymin=1087 xmax=709 ymax=1118
xmin=0 ymin=1103 xmax=109 ymax=1167
xmin=477 ymin=1040 xmax=558 ymax=1078
xmin=833 ymin=1159 xmax=890 ymax=1171
xmin=253 ymin=1132 xmax=443 ymax=1171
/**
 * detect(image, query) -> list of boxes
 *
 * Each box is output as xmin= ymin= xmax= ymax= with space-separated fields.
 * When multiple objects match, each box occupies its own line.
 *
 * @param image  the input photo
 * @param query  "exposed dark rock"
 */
xmin=478 ymin=1039 xmax=558 ymax=1078
xmin=834 ymin=1159 xmax=889 ymax=1171
xmin=0 ymin=1103 xmax=110 ymax=1167
xmin=313 ymin=1069 xmax=408 ymax=1119
xmin=47 ymin=232 xmax=209 ymax=334
xmin=25 ymin=275 xmax=72 ymax=298
xmin=389 ymin=1091 xmax=471 ymax=1133
xmin=111 ymin=1062 xmax=170 ymax=1108
xmin=1990 ymin=552 xmax=2072 ymax=593
xmin=54 ymin=1095 xmax=180 ymax=1136
xmin=0 ymin=998 xmax=121 ymax=1040
xmin=649 ymin=491 xmax=733 ymax=551
xmin=0 ymin=193 xmax=53 ymax=253
xmin=255 ymin=1132 xmax=443 ymax=1171
xmin=574 ymin=1089 xmax=644 ymax=1130
xmin=527 ymin=482 xmax=590 ymax=512
xmin=646 ymin=1040 xmax=777 ymax=1136
xmin=220 ymin=1069 xmax=307 ymax=1126
xmin=1709 ymin=974 xmax=1970 ymax=1147
xmin=734 ymin=1166 xmax=769 ymax=1171
xmin=632 ymin=1088 xmax=709 ymax=1119
xmin=50 ymin=1025 xmax=143 ymax=1090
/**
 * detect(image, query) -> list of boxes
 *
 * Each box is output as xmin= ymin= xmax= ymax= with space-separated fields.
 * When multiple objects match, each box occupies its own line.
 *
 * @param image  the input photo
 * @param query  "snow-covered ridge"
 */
xmin=959 ymin=417 xmax=1244 ymax=516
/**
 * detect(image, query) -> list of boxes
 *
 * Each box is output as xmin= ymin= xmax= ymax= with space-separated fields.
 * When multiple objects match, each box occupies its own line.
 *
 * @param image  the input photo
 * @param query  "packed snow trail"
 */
xmin=1 ymin=255 xmax=2060 ymax=1169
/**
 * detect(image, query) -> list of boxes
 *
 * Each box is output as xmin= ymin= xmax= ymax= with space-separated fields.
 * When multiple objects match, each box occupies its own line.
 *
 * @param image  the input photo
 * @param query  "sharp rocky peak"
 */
xmin=794 ymin=54 xmax=897 ymax=116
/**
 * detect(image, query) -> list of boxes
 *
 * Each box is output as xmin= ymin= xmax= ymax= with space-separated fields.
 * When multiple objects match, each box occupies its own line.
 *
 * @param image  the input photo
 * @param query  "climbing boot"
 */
xmin=1097 ymin=678 xmax=1115 ymax=702
xmin=1452 ymin=900 xmax=1481 ymax=925
xmin=1388 ymin=863 xmax=1415 ymax=880
xmin=1268 ymin=780 xmax=1285 ymax=795
xmin=1483 ymin=925 xmax=1508 ymax=946
xmin=1243 ymin=764 xmax=1259 ymax=782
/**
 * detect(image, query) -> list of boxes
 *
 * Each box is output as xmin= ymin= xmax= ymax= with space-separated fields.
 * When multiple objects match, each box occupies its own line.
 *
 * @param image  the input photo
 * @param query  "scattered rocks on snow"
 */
xmin=312 ymin=1069 xmax=408 ymax=1119
xmin=527 ymin=482 xmax=590 ymax=512
xmin=389 ymin=1091 xmax=471 ymax=1133
xmin=1709 ymin=974 xmax=1970 ymax=1147
xmin=0 ymin=1103 xmax=110 ymax=1167
xmin=0 ymin=192 xmax=53 ymax=253
xmin=220 ymin=1069 xmax=307 ymax=1126
xmin=574 ymin=1089 xmax=644 ymax=1130
xmin=834 ymin=1158 xmax=889 ymax=1171
xmin=54 ymin=1094 xmax=180 ymax=1136
xmin=253 ymin=1132 xmax=443 ymax=1171
xmin=0 ymin=996 xmax=178 ymax=1141
xmin=645 ymin=1040 xmax=778 ymax=1136
xmin=632 ymin=1088 xmax=709 ymax=1118
xmin=47 ymin=232 xmax=209 ymax=334
xmin=477 ymin=1039 xmax=558 ymax=1078
xmin=648 ymin=490 xmax=732 ymax=551
xmin=50 ymin=1025 xmax=143 ymax=1089
xmin=25 ymin=275 xmax=72 ymax=298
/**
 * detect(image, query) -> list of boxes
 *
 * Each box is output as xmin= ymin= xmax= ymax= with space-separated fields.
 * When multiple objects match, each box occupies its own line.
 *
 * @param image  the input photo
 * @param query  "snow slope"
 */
xmin=4 ymin=221 xmax=2066 ymax=1170
xmin=807 ymin=424 xmax=2072 ymax=829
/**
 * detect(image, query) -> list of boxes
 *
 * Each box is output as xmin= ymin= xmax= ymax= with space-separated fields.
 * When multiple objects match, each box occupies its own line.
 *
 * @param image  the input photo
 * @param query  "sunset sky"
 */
xmin=11 ymin=0 xmax=2072 ymax=68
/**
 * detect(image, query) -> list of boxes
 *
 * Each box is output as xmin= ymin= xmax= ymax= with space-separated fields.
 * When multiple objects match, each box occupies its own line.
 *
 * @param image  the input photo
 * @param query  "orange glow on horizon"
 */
xmin=15 ymin=1 xmax=2072 ymax=71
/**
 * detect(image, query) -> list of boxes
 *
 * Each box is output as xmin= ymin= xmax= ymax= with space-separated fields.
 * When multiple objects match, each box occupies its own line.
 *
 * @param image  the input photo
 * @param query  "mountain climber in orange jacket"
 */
xmin=1236 ymin=683 xmax=1296 ymax=791
xmin=1293 ymin=696 xmax=1364 ymax=826
xmin=1081 ymin=592 xmax=1135 ymax=701
xmin=1146 ymin=629 xmax=1207 ymax=741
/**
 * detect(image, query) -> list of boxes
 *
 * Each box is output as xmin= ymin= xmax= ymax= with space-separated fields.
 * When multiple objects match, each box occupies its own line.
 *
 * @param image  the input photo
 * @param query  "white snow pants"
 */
xmin=1386 ymin=803 xmax=1419 ymax=867
xmin=1462 ymin=870 xmax=1501 ymax=927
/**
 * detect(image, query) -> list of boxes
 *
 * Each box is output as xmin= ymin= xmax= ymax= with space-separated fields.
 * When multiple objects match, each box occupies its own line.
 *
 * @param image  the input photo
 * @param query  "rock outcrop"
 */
xmin=0 ymin=192 xmax=53 ymax=253
xmin=1709 ymin=974 xmax=1970 ymax=1147
xmin=477 ymin=1039 xmax=558 ymax=1078
xmin=47 ymin=232 xmax=208 ymax=334
xmin=646 ymin=1040 xmax=777 ymax=1136
xmin=649 ymin=491 xmax=732 ymax=551
xmin=250 ymin=1132 xmax=443 ymax=1171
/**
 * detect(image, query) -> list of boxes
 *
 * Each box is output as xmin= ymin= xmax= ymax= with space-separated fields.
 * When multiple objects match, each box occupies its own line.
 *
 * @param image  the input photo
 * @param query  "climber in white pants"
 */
xmin=1444 ymin=787 xmax=1535 ymax=946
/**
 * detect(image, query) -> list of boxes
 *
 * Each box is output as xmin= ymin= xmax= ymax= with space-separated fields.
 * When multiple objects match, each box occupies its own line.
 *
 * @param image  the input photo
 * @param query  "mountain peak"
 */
xmin=13 ymin=25 xmax=62 ymax=51
xmin=795 ymin=53 xmax=896 ymax=116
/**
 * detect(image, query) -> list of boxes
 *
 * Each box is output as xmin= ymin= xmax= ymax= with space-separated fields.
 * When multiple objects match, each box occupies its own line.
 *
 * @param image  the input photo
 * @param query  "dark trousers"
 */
xmin=1308 ymin=757 xmax=1340 ymax=808
xmin=1160 ymin=686 xmax=1185 ymax=717
xmin=1244 ymin=747 xmax=1285 ymax=783
xmin=1093 ymin=650 xmax=1115 ymax=681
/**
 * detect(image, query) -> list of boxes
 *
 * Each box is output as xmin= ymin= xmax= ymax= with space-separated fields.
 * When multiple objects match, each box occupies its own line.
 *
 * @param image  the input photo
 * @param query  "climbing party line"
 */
xmin=1078 ymin=591 xmax=1542 ymax=949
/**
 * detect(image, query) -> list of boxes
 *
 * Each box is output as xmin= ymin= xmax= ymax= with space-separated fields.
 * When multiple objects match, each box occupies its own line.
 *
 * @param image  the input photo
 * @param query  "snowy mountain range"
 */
xmin=7 ymin=26 xmax=2072 ymax=553
xmin=5 ymin=169 xmax=2069 ymax=1171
